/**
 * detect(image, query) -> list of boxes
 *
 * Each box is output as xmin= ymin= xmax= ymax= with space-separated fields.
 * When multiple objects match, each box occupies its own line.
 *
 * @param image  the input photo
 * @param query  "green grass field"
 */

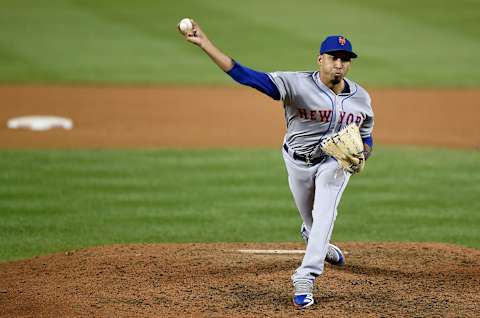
xmin=0 ymin=0 xmax=479 ymax=86
xmin=1 ymin=147 xmax=479 ymax=261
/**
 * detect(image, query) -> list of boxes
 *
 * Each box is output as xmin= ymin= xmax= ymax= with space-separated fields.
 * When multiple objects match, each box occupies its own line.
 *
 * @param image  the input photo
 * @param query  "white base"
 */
xmin=7 ymin=115 xmax=73 ymax=131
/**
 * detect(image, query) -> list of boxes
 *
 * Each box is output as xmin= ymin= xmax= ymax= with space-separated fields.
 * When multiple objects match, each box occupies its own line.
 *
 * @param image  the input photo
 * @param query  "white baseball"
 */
xmin=178 ymin=18 xmax=193 ymax=34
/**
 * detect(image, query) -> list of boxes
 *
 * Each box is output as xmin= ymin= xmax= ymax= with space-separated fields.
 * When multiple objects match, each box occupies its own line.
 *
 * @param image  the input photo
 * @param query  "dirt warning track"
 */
xmin=0 ymin=86 xmax=478 ymax=149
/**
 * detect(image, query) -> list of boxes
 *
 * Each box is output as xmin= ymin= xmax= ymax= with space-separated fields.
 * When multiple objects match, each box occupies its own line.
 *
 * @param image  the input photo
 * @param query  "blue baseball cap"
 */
xmin=320 ymin=35 xmax=358 ymax=58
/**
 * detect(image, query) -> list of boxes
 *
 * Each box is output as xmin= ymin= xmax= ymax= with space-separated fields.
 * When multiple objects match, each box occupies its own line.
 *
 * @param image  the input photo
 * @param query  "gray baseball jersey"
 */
xmin=268 ymin=71 xmax=374 ymax=156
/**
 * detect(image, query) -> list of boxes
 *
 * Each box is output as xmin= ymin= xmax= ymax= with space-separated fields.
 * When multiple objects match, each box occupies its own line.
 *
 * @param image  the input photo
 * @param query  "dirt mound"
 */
xmin=0 ymin=242 xmax=478 ymax=317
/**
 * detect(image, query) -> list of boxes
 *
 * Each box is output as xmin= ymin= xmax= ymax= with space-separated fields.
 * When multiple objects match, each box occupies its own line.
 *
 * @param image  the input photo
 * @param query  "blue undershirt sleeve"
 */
xmin=362 ymin=135 xmax=373 ymax=148
xmin=226 ymin=60 xmax=281 ymax=100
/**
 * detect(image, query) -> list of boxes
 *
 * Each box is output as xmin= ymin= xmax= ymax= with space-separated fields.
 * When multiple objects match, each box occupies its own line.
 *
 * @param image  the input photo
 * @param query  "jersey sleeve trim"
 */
xmin=362 ymin=135 xmax=373 ymax=148
xmin=226 ymin=60 xmax=281 ymax=100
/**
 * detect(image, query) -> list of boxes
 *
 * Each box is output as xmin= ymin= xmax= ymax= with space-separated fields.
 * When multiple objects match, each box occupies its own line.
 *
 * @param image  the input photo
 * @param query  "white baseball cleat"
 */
xmin=300 ymin=225 xmax=346 ymax=266
xmin=325 ymin=243 xmax=345 ymax=266
xmin=293 ymin=293 xmax=314 ymax=309
xmin=292 ymin=279 xmax=314 ymax=309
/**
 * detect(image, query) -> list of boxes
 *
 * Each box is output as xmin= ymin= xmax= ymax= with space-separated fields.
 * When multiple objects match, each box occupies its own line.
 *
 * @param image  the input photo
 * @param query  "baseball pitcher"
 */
xmin=178 ymin=19 xmax=374 ymax=309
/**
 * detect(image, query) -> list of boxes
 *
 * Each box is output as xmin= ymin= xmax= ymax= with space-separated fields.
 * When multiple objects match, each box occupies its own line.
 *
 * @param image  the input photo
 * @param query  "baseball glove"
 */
xmin=320 ymin=123 xmax=365 ymax=174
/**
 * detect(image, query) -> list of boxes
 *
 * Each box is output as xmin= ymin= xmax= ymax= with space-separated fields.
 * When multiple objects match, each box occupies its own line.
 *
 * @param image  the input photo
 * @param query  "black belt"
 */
xmin=283 ymin=144 xmax=327 ymax=166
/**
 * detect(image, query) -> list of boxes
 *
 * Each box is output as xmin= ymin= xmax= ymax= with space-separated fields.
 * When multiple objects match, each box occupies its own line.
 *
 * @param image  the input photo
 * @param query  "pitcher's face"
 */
xmin=318 ymin=52 xmax=352 ymax=84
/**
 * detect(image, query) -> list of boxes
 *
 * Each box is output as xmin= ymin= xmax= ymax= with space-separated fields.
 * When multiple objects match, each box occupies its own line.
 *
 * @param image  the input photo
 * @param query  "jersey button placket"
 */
xmin=330 ymin=94 xmax=339 ymax=134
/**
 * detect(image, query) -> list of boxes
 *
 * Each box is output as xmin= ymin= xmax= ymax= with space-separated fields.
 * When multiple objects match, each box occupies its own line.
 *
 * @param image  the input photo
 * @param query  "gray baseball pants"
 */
xmin=282 ymin=148 xmax=350 ymax=282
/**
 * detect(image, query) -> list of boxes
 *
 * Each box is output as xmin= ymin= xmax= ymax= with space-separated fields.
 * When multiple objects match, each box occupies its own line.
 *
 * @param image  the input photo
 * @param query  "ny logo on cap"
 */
xmin=338 ymin=36 xmax=346 ymax=45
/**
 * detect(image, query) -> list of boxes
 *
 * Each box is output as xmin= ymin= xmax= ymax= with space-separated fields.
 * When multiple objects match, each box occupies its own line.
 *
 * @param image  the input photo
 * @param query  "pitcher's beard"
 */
xmin=331 ymin=76 xmax=342 ymax=85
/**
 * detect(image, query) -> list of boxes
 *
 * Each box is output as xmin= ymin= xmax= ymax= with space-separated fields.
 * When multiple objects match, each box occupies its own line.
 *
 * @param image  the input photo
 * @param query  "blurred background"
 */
xmin=0 ymin=0 xmax=479 ymax=86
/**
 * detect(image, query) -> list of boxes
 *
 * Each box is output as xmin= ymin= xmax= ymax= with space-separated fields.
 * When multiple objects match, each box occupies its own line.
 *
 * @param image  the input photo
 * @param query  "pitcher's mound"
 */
xmin=1 ymin=242 xmax=478 ymax=317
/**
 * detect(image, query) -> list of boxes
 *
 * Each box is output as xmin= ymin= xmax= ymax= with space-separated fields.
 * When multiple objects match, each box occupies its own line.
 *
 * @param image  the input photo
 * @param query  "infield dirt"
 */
xmin=0 ymin=86 xmax=479 ymax=149
xmin=0 ymin=86 xmax=479 ymax=317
